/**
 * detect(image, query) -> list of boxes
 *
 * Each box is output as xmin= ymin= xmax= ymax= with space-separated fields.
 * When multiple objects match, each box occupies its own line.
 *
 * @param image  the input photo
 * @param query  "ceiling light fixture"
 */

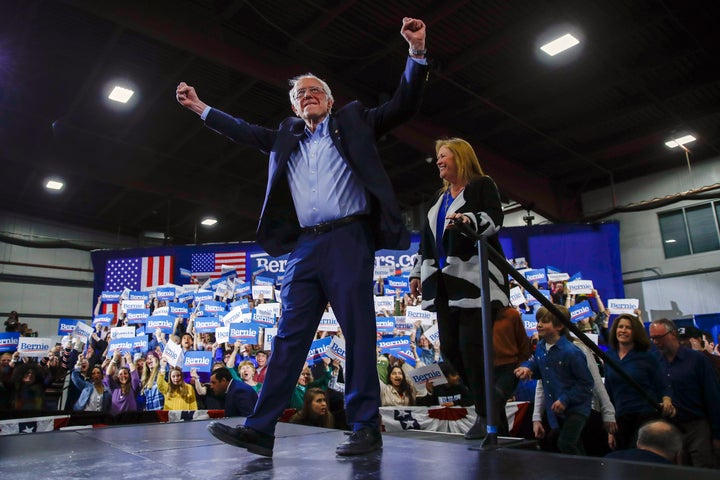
xmin=665 ymin=134 xmax=696 ymax=148
xmin=540 ymin=33 xmax=580 ymax=56
xmin=200 ymin=217 xmax=217 ymax=226
xmin=45 ymin=179 xmax=64 ymax=191
xmin=664 ymin=239 xmax=677 ymax=244
xmin=108 ymin=86 xmax=135 ymax=103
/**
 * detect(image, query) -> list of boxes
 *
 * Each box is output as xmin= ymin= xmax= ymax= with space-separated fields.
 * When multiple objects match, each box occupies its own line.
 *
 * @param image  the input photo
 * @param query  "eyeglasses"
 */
xmin=649 ymin=331 xmax=671 ymax=341
xmin=294 ymin=86 xmax=325 ymax=100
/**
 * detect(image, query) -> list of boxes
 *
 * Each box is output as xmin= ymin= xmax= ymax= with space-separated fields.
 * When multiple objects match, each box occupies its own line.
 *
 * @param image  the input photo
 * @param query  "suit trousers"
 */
xmin=245 ymin=219 xmax=379 ymax=435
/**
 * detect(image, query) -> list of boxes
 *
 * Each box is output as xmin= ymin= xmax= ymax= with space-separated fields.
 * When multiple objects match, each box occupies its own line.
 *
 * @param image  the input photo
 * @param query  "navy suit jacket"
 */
xmin=204 ymin=58 xmax=429 ymax=256
xmin=225 ymin=379 xmax=258 ymax=417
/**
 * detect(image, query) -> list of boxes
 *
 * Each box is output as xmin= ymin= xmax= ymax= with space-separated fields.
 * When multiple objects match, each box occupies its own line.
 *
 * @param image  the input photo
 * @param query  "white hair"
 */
xmin=288 ymin=73 xmax=334 ymax=106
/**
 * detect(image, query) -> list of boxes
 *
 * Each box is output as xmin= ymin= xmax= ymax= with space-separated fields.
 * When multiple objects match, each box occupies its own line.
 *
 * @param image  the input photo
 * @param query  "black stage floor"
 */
xmin=0 ymin=418 xmax=715 ymax=479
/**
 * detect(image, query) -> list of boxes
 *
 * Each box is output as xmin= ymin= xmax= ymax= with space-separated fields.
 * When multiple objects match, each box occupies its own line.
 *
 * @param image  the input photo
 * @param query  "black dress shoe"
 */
xmin=464 ymin=416 xmax=487 ymax=440
xmin=336 ymin=427 xmax=383 ymax=456
xmin=207 ymin=422 xmax=275 ymax=457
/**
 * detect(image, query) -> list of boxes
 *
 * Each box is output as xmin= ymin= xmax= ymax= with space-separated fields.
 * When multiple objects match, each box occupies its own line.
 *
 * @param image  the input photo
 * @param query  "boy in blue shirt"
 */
xmin=515 ymin=305 xmax=594 ymax=455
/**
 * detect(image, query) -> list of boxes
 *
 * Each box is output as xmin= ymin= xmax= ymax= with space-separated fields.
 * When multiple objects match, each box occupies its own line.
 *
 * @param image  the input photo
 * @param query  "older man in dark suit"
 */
xmin=177 ymin=17 xmax=428 ymax=457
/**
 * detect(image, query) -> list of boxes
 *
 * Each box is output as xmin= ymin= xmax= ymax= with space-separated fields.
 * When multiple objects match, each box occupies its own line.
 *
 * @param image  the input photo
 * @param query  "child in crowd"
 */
xmin=514 ymin=305 xmax=593 ymax=455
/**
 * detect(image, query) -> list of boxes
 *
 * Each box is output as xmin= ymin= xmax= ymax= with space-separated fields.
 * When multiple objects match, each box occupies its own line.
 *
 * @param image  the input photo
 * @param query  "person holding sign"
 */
xmin=178 ymin=16 xmax=429 ymax=457
xmin=158 ymin=362 xmax=198 ymax=411
xmin=409 ymin=138 xmax=509 ymax=440
xmin=105 ymin=350 xmax=141 ymax=415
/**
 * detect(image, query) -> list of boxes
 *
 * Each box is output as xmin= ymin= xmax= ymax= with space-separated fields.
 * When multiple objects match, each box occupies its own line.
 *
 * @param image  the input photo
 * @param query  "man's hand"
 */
xmin=409 ymin=277 xmax=422 ymax=298
xmin=400 ymin=17 xmax=426 ymax=51
xmin=176 ymin=82 xmax=208 ymax=115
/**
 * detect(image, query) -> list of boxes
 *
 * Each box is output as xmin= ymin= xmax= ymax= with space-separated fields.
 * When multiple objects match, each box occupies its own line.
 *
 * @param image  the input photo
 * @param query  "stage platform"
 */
xmin=0 ymin=417 xmax=716 ymax=479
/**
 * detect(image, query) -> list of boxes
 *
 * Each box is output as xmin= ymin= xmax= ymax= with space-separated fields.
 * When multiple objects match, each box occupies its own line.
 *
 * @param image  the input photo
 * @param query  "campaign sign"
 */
xmin=0 ymin=332 xmax=20 ymax=352
xmin=168 ymin=302 xmax=190 ymax=317
xmin=108 ymin=338 xmax=134 ymax=355
xmin=306 ymin=337 xmax=332 ymax=366
xmin=567 ymin=279 xmax=593 ymax=295
xmin=93 ymin=313 xmax=114 ymax=327
xmin=318 ymin=312 xmax=339 ymax=332
xmin=374 ymin=295 xmax=395 ymax=313
xmin=423 ymin=324 xmax=440 ymax=343
xmin=133 ymin=335 xmax=148 ymax=354
xmin=129 ymin=291 xmax=150 ymax=302
xmin=386 ymin=275 xmax=410 ymax=294
xmin=194 ymin=290 xmax=214 ymax=303
xmin=214 ymin=283 xmax=229 ymax=298
xmin=182 ymin=351 xmax=213 ymax=373
xmin=405 ymin=305 xmax=436 ymax=325
xmin=570 ymin=300 xmax=594 ymax=323
xmin=146 ymin=315 xmax=174 ymax=334
xmin=325 ymin=336 xmax=346 ymax=365
xmin=607 ymin=298 xmax=640 ymax=315
xmin=153 ymin=306 xmax=169 ymax=316
xmin=157 ymin=287 xmax=176 ymax=301
xmin=229 ymin=322 xmax=260 ymax=344
xmin=195 ymin=316 xmax=221 ymax=333
xmin=376 ymin=316 xmax=395 ymax=335
xmin=180 ymin=267 xmax=192 ymax=278
xmin=235 ymin=282 xmax=251 ymax=297
xmin=177 ymin=291 xmax=195 ymax=303
xmin=17 ymin=337 xmax=52 ymax=357
xmin=101 ymin=291 xmax=121 ymax=303
xmin=509 ymin=286 xmax=525 ymax=307
xmin=523 ymin=269 xmax=547 ymax=285
xmin=199 ymin=300 xmax=226 ymax=316
xmin=163 ymin=340 xmax=183 ymax=368
xmin=135 ymin=326 xmax=146 ymax=336
xmin=254 ymin=275 xmax=275 ymax=287
xmin=374 ymin=265 xmax=395 ymax=278
xmin=569 ymin=272 xmax=583 ymax=282
xmin=111 ymin=326 xmax=136 ymax=340
xmin=252 ymin=284 xmax=274 ymax=300
xmin=125 ymin=309 xmax=150 ymax=325
xmin=255 ymin=302 xmax=281 ymax=318
xmin=230 ymin=298 xmax=250 ymax=310
xmin=263 ymin=327 xmax=277 ymax=352
xmin=208 ymin=276 xmax=226 ymax=289
xmin=512 ymin=257 xmax=528 ymax=269
xmin=222 ymin=306 xmax=250 ymax=326
xmin=253 ymin=309 xmax=276 ymax=327
xmin=391 ymin=348 xmax=417 ymax=367
xmin=547 ymin=272 xmax=570 ymax=282
xmin=409 ymin=364 xmax=447 ymax=386
xmin=221 ymin=267 xmax=237 ymax=280
xmin=526 ymin=289 xmax=551 ymax=307
xmin=215 ymin=326 xmax=230 ymax=344
xmin=521 ymin=312 xmax=538 ymax=336
xmin=546 ymin=265 xmax=562 ymax=274
xmin=394 ymin=316 xmax=414 ymax=332
xmin=73 ymin=321 xmax=94 ymax=340
xmin=57 ymin=318 xmax=78 ymax=336
xmin=377 ymin=336 xmax=411 ymax=354
xmin=122 ymin=299 xmax=146 ymax=313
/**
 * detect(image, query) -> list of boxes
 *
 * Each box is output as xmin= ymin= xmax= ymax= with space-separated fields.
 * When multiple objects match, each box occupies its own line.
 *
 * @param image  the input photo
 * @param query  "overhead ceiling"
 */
xmin=2 ymin=0 xmax=719 ymax=246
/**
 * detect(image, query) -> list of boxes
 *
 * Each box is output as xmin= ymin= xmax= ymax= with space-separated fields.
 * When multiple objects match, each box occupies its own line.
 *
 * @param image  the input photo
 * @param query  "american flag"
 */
xmin=104 ymin=256 xmax=174 ymax=291
xmin=191 ymin=251 xmax=246 ymax=279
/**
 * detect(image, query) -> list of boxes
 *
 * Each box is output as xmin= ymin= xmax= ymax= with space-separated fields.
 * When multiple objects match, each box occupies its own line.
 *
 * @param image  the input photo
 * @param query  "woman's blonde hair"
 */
xmin=435 ymin=137 xmax=485 ymax=192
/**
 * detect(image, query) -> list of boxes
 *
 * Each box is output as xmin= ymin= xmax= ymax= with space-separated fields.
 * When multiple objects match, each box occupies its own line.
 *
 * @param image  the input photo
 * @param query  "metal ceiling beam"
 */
xmin=65 ymin=0 xmax=580 ymax=222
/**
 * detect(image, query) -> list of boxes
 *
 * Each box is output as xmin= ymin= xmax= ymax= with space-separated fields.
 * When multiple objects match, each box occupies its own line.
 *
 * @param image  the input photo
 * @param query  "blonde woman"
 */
xmin=157 ymin=360 xmax=197 ymax=410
